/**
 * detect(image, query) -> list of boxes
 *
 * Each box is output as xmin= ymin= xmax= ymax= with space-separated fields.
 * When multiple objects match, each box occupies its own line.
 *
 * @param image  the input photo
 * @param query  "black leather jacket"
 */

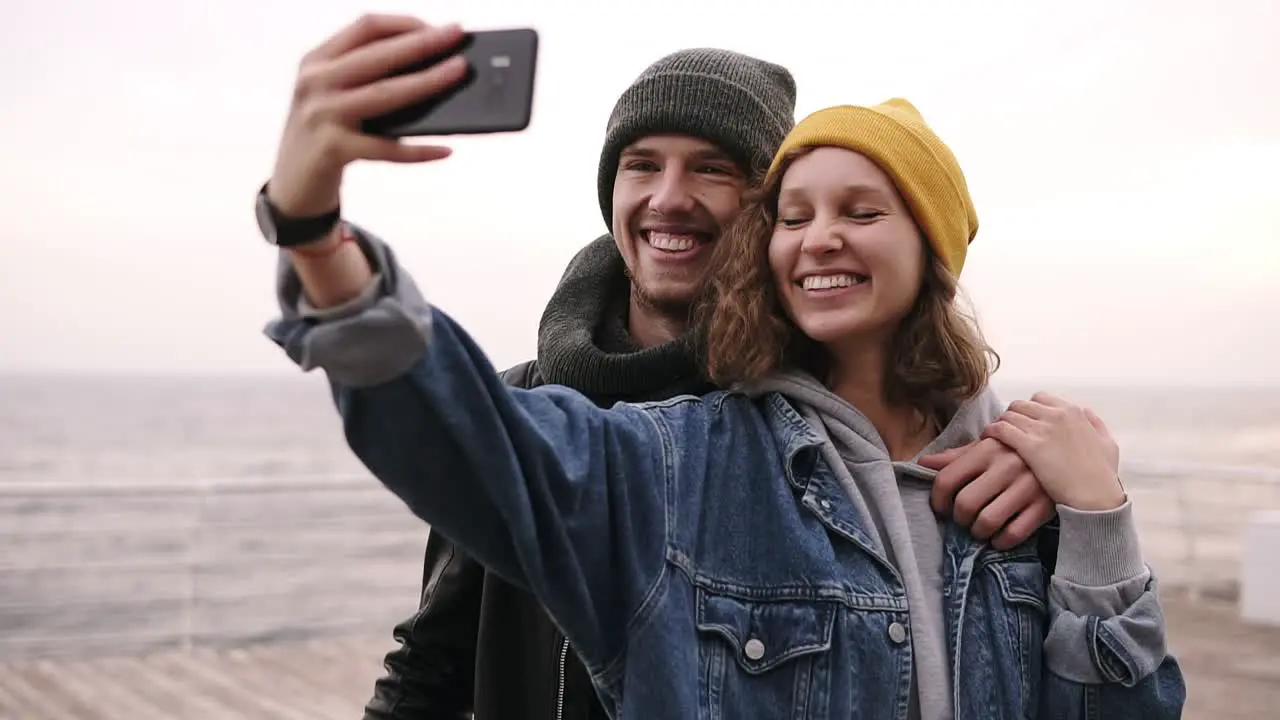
xmin=363 ymin=360 xmax=607 ymax=720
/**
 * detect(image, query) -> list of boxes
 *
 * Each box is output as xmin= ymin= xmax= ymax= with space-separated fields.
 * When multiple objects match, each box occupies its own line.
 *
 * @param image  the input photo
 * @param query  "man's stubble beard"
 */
xmin=626 ymin=269 xmax=699 ymax=325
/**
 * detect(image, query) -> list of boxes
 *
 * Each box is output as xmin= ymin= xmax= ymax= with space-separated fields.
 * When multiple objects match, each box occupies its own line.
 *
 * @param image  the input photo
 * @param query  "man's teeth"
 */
xmin=647 ymin=232 xmax=698 ymax=252
xmin=802 ymin=274 xmax=866 ymax=291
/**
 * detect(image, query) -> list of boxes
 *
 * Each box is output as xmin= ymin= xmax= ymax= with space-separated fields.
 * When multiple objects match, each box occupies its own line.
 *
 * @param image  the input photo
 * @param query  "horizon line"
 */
xmin=1 ymin=370 xmax=1279 ymax=391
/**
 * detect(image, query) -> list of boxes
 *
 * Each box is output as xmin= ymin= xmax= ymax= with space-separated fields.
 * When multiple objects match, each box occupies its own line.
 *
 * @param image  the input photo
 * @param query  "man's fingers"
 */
xmin=307 ymin=14 xmax=429 ymax=63
xmin=384 ymin=143 xmax=454 ymax=163
xmin=950 ymin=466 xmax=1013 ymax=531
xmin=991 ymin=495 xmax=1057 ymax=550
xmin=327 ymin=23 xmax=466 ymax=90
xmin=972 ymin=473 xmax=1038 ymax=544
xmin=929 ymin=446 xmax=986 ymax=514
xmin=343 ymin=134 xmax=454 ymax=163
xmin=918 ymin=441 xmax=972 ymax=470
xmin=331 ymin=54 xmax=469 ymax=121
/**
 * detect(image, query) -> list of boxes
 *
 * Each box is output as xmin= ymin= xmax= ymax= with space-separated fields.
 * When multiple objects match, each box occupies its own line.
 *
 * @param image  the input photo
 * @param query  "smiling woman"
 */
xmin=701 ymin=100 xmax=991 ymax=428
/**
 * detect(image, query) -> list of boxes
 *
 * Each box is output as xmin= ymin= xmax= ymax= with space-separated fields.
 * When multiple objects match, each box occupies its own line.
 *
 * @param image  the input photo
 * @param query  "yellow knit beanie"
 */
xmin=767 ymin=99 xmax=977 ymax=276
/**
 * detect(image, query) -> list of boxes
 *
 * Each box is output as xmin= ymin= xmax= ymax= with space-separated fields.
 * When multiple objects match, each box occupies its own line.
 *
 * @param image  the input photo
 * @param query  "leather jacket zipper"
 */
xmin=556 ymin=638 xmax=570 ymax=720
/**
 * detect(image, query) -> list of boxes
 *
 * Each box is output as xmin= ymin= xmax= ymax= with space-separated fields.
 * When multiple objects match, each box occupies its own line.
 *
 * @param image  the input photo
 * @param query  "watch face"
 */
xmin=255 ymin=191 xmax=280 ymax=245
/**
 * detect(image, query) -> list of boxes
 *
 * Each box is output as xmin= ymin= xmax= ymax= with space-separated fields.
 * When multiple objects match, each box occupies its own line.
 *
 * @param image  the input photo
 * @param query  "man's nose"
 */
xmin=648 ymin=171 xmax=697 ymax=215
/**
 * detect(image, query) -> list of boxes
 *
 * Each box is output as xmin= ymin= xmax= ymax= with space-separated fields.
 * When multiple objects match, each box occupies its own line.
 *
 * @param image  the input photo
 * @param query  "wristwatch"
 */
xmin=254 ymin=182 xmax=342 ymax=248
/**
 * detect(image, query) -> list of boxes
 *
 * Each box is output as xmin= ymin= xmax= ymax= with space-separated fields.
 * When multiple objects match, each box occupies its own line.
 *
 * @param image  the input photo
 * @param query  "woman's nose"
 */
xmin=800 ymin=220 xmax=842 ymax=255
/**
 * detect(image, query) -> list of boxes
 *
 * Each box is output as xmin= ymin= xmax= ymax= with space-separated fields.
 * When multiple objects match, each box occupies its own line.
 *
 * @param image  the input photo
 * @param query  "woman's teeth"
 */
xmin=802 ymin=273 xmax=866 ymax=290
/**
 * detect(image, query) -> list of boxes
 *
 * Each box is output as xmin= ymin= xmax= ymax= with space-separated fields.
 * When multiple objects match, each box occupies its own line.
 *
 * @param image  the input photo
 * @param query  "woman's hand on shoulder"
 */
xmin=982 ymin=392 xmax=1126 ymax=512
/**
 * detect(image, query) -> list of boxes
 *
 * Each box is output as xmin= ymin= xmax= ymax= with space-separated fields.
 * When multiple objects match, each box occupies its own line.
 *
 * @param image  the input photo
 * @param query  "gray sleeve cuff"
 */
xmin=268 ymin=224 xmax=434 ymax=388
xmin=1054 ymin=499 xmax=1146 ymax=587
xmin=1050 ymin=499 xmax=1151 ymax=619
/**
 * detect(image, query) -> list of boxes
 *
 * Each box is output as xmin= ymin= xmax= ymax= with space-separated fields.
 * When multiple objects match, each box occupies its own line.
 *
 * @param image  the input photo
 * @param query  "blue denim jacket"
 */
xmin=266 ymin=235 xmax=1185 ymax=719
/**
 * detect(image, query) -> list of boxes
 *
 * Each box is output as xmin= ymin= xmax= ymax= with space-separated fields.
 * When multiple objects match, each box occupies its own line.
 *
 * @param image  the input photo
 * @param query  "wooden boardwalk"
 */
xmin=0 ymin=634 xmax=388 ymax=720
xmin=0 ymin=595 xmax=1277 ymax=720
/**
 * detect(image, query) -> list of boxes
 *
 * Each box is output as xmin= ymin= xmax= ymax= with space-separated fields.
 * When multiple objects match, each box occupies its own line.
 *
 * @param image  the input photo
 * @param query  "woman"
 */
xmin=266 ymin=101 xmax=1184 ymax=719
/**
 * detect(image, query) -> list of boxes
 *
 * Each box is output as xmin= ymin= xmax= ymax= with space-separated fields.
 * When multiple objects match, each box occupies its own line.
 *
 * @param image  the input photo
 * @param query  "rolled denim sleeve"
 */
xmin=268 ymin=224 xmax=433 ymax=388
xmin=1043 ymin=500 xmax=1163 ymax=684
xmin=1038 ymin=500 xmax=1186 ymax=718
xmin=263 ymin=227 xmax=674 ymax=679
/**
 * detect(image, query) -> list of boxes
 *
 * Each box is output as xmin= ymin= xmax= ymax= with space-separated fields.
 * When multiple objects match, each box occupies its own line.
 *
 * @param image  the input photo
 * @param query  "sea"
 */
xmin=1 ymin=374 xmax=1278 ymax=660
xmin=2 ymin=374 xmax=1279 ymax=484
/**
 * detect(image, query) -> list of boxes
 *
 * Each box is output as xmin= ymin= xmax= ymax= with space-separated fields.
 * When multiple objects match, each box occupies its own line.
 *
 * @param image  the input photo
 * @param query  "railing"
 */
xmin=0 ymin=475 xmax=427 ymax=660
xmin=1 ymin=462 xmax=1277 ymax=661
xmin=1121 ymin=461 xmax=1280 ymax=602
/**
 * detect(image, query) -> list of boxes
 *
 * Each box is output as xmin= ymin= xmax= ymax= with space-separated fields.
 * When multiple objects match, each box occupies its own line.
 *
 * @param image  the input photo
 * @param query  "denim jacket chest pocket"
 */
xmin=694 ymin=587 xmax=836 ymax=720
xmin=963 ymin=550 xmax=1050 ymax=718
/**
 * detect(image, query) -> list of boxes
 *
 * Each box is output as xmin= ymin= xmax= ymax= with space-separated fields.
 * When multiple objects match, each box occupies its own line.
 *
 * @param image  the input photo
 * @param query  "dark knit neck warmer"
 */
xmin=536 ymin=235 xmax=711 ymax=402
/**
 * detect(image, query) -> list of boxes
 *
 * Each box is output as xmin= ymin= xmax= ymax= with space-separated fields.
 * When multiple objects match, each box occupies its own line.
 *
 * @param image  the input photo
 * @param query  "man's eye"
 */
xmin=625 ymin=161 xmax=659 ymax=172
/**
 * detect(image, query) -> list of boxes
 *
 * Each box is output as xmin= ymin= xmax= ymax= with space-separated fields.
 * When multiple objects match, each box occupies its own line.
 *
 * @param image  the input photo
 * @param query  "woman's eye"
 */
xmin=778 ymin=218 xmax=808 ymax=228
xmin=849 ymin=210 xmax=885 ymax=221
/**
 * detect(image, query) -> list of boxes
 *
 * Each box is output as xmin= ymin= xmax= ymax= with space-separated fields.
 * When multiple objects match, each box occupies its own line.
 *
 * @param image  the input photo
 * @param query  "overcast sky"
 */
xmin=1 ymin=0 xmax=1277 ymax=385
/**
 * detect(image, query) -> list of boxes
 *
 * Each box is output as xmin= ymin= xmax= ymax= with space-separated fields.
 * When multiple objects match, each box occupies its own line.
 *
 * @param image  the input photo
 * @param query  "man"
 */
xmin=252 ymin=15 xmax=1057 ymax=720
xmin=365 ymin=37 xmax=796 ymax=720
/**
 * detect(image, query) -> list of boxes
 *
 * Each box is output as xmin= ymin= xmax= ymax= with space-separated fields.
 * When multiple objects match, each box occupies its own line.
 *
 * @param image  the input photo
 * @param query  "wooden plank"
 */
xmin=0 ymin=662 xmax=53 ymax=720
xmin=237 ymin=642 xmax=369 ymax=716
xmin=9 ymin=661 xmax=100 ymax=720
xmin=292 ymin=636 xmax=389 ymax=700
xmin=1162 ymin=592 xmax=1280 ymax=720
xmin=97 ymin=654 xmax=225 ymax=720
xmin=161 ymin=651 xmax=314 ymax=720
xmin=218 ymin=646 xmax=353 ymax=720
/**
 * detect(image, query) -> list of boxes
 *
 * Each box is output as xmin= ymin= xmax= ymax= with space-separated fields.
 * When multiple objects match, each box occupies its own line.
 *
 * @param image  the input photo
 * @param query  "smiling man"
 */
xmin=362 ymin=47 xmax=801 ymax=720
xmin=606 ymin=135 xmax=747 ymax=345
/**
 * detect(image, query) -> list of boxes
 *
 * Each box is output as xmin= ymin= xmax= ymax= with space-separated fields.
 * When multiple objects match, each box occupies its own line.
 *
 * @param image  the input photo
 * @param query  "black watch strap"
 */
xmin=255 ymin=182 xmax=342 ymax=248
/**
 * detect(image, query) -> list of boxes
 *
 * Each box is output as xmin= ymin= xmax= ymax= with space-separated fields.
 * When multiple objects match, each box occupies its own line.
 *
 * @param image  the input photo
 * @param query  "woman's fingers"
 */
xmin=1006 ymin=399 xmax=1053 ymax=420
xmin=983 ymin=419 xmax=1030 ymax=453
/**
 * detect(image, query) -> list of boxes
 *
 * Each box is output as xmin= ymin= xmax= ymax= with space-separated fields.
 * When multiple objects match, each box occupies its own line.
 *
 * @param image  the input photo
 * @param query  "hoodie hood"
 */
xmin=744 ymin=371 xmax=1002 ymax=461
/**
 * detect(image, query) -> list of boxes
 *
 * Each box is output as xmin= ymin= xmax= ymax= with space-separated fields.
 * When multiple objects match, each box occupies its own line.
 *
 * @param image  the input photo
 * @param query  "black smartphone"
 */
xmin=362 ymin=28 xmax=539 ymax=137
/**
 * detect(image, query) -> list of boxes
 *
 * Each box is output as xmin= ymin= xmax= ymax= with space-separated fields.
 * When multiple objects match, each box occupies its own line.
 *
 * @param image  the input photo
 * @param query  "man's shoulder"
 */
xmin=497 ymin=361 xmax=760 ymax=429
xmin=499 ymin=359 xmax=541 ymax=389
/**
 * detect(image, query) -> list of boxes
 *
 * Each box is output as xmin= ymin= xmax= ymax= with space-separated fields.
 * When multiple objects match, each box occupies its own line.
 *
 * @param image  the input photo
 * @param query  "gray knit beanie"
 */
xmin=597 ymin=48 xmax=797 ymax=232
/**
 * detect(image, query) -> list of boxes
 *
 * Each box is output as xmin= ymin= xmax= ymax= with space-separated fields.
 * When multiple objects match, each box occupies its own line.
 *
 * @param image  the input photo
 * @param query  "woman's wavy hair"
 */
xmin=695 ymin=147 xmax=1000 ymax=425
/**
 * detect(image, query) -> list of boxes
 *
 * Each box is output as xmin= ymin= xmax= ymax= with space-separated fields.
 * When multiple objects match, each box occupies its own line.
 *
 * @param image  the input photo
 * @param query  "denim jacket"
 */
xmin=265 ymin=230 xmax=1185 ymax=719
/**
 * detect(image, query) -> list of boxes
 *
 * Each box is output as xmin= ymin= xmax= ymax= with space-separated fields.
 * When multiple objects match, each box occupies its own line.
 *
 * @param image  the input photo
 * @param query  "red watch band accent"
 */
xmin=289 ymin=223 xmax=355 ymax=260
